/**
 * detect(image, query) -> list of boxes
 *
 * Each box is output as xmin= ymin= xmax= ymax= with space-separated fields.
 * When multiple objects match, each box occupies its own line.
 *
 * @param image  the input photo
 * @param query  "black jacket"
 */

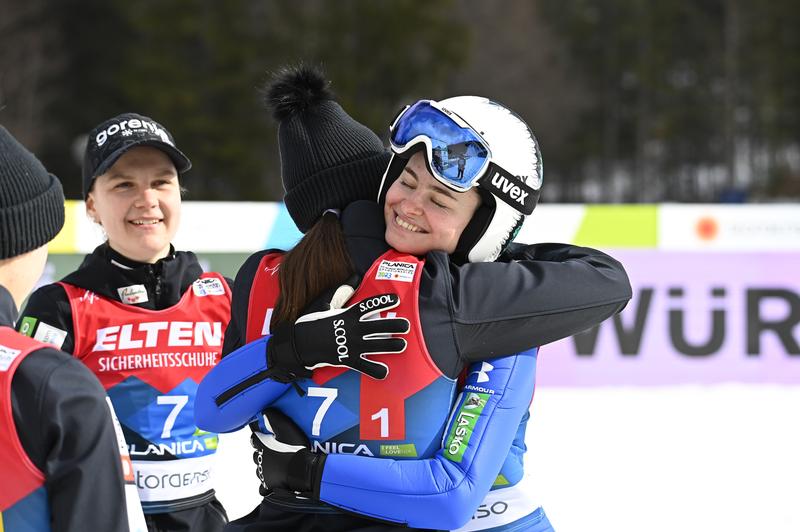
xmin=18 ymin=243 xmax=230 ymax=354
xmin=223 ymin=201 xmax=632 ymax=378
xmin=2 ymin=285 xmax=132 ymax=532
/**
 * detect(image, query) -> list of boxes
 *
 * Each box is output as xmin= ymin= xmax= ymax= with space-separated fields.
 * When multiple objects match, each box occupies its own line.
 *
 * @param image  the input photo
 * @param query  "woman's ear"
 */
xmin=85 ymin=194 xmax=100 ymax=225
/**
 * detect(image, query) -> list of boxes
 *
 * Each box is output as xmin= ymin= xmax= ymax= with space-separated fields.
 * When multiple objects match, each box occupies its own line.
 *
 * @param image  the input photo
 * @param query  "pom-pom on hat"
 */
xmin=266 ymin=64 xmax=390 ymax=233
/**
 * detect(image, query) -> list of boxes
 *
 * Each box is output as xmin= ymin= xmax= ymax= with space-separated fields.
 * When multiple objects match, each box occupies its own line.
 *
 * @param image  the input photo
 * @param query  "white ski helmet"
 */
xmin=378 ymin=96 xmax=543 ymax=263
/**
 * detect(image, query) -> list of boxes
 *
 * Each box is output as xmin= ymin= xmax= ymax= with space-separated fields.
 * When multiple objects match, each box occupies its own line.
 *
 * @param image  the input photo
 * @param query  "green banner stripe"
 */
xmin=575 ymin=205 xmax=658 ymax=247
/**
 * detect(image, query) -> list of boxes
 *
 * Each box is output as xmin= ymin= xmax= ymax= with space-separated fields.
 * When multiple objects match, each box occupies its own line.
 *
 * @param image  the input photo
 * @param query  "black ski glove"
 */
xmin=250 ymin=408 xmax=325 ymax=498
xmin=269 ymin=285 xmax=410 ymax=380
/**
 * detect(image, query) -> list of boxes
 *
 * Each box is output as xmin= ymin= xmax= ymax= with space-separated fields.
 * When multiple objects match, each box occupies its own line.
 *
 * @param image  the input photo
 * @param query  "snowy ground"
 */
xmin=214 ymin=385 xmax=800 ymax=532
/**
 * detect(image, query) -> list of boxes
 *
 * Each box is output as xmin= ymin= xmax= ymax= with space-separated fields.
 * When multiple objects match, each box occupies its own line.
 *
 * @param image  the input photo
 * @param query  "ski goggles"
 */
xmin=389 ymin=100 xmax=491 ymax=192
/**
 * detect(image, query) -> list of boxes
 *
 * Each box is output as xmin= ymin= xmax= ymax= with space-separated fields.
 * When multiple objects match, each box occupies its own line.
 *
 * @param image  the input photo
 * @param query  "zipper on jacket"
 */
xmin=154 ymin=271 xmax=162 ymax=303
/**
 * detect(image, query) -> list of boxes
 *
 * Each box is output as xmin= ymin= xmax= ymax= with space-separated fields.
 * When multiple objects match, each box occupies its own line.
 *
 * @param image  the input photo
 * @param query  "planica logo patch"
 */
xmin=444 ymin=392 xmax=489 ymax=463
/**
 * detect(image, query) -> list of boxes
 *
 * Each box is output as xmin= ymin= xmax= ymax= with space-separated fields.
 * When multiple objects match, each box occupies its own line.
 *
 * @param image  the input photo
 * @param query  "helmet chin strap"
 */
xmin=377 ymin=153 xmax=409 ymax=207
xmin=452 ymin=189 xmax=495 ymax=265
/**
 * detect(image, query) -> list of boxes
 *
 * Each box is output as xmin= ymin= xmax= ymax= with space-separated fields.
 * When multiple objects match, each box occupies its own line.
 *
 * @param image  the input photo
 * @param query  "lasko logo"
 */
xmin=444 ymin=392 xmax=489 ymax=463
xmin=463 ymin=392 xmax=486 ymax=410
xmin=92 ymin=321 xmax=222 ymax=351
xmin=376 ymin=260 xmax=416 ymax=283
xmin=95 ymin=118 xmax=173 ymax=147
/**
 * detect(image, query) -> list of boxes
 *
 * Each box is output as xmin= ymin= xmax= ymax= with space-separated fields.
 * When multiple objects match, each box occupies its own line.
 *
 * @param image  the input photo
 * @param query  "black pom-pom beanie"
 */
xmin=266 ymin=65 xmax=390 ymax=233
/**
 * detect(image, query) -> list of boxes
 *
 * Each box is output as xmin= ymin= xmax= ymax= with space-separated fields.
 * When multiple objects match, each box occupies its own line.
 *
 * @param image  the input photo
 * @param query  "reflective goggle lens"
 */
xmin=390 ymin=101 xmax=490 ymax=191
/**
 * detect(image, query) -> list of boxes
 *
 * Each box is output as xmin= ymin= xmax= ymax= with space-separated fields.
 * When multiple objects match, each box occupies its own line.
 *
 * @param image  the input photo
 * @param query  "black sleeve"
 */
xmin=15 ymin=284 xmax=75 ymax=354
xmin=448 ymin=243 xmax=632 ymax=362
xmin=221 ymin=251 xmax=275 ymax=357
xmin=13 ymin=349 xmax=131 ymax=532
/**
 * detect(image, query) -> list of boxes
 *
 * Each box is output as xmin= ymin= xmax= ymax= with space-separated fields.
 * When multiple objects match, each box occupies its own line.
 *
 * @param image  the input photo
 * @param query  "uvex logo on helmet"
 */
xmin=491 ymin=173 xmax=529 ymax=204
xmin=481 ymin=164 xmax=537 ymax=215
xmin=359 ymin=294 xmax=394 ymax=313
xmin=95 ymin=118 xmax=173 ymax=147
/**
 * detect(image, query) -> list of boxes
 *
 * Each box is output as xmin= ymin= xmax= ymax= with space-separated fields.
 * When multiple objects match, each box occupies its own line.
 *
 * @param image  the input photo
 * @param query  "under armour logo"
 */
xmin=469 ymin=361 xmax=494 ymax=383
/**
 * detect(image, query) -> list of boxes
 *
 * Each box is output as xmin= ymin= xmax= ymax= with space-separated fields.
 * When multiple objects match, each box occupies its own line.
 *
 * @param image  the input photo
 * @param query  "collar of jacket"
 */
xmin=61 ymin=242 xmax=203 ymax=310
xmin=341 ymin=200 xmax=390 ymax=276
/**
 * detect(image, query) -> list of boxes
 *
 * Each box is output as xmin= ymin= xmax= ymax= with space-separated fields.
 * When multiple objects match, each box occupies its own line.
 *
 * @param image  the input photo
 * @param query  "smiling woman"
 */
xmin=16 ymin=113 xmax=232 ymax=532
xmin=196 ymin=66 xmax=631 ymax=532
xmin=86 ymin=146 xmax=182 ymax=263
xmin=384 ymin=151 xmax=482 ymax=256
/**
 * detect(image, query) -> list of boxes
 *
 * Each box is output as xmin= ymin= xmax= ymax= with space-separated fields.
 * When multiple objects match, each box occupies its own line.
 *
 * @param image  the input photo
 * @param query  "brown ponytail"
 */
xmin=271 ymin=212 xmax=355 ymax=326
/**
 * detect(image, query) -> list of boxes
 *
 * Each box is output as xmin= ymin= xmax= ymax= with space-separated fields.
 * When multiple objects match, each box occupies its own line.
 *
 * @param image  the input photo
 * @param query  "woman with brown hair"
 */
xmin=197 ymin=65 xmax=631 ymax=531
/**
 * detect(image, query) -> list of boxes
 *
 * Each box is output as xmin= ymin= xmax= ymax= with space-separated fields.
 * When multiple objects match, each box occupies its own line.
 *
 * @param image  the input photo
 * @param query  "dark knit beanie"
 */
xmin=266 ymin=65 xmax=391 ymax=233
xmin=0 ymin=126 xmax=65 ymax=259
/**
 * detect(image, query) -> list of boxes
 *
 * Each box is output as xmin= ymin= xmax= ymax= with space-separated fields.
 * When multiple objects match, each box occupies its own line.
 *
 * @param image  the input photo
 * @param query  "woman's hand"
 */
xmin=269 ymin=285 xmax=410 ymax=380
xmin=250 ymin=408 xmax=324 ymax=497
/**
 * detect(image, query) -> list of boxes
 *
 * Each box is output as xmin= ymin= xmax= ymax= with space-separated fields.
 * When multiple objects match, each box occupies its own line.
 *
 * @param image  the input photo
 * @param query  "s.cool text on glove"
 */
xmin=332 ymin=319 xmax=349 ymax=361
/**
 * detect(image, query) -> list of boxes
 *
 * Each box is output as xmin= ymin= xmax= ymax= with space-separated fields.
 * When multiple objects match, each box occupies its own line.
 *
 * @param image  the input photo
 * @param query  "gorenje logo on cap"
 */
xmin=95 ymin=118 xmax=173 ymax=148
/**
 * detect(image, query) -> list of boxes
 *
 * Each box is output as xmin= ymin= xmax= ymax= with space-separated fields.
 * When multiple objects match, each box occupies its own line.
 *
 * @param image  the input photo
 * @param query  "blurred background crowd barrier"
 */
xmin=41 ymin=201 xmax=800 ymax=387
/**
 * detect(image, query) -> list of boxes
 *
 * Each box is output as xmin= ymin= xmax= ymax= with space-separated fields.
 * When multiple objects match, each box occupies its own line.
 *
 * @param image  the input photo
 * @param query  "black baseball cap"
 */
xmin=82 ymin=112 xmax=192 ymax=198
